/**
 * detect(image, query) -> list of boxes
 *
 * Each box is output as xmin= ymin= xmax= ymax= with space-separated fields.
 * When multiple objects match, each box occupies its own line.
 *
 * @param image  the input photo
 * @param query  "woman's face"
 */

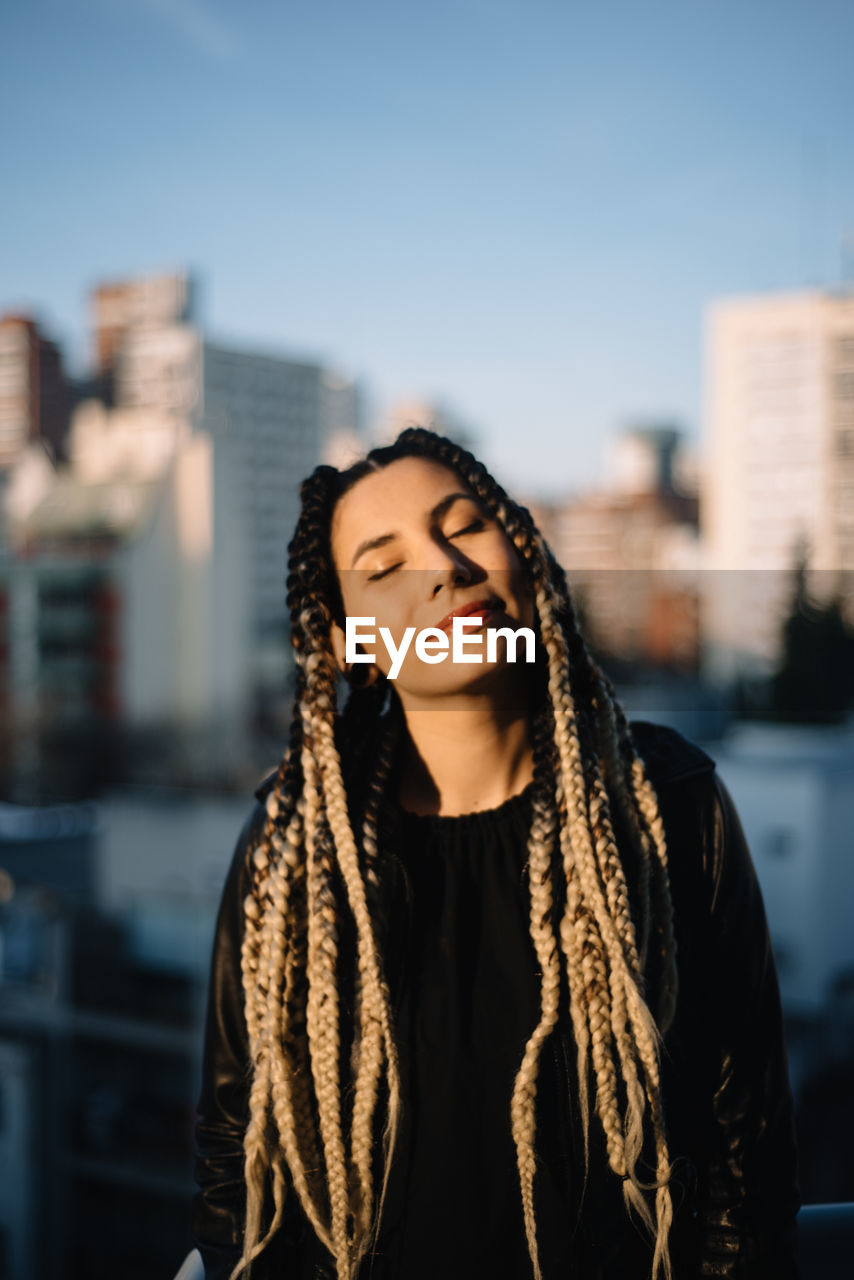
xmin=329 ymin=456 xmax=536 ymax=705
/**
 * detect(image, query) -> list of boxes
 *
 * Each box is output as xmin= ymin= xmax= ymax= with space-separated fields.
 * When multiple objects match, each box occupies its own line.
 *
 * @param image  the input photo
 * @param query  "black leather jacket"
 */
xmin=192 ymin=722 xmax=802 ymax=1278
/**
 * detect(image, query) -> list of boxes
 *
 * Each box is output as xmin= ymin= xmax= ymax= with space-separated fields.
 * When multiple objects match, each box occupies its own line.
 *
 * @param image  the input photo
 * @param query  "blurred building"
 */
xmin=107 ymin=279 xmax=360 ymax=702
xmin=374 ymin=397 xmax=478 ymax=451
xmin=706 ymin=720 xmax=854 ymax=1083
xmin=529 ymin=426 xmax=701 ymax=669
xmin=702 ymin=289 xmax=854 ymax=677
xmin=0 ymin=792 xmax=218 ymax=1280
xmin=321 ymin=370 xmax=365 ymax=446
xmin=696 ymin=718 xmax=854 ymax=1204
xmin=91 ymin=273 xmax=195 ymax=404
xmin=1 ymin=417 xmax=249 ymax=801
xmin=0 ymin=315 xmax=71 ymax=469
xmin=0 ymin=270 xmax=367 ymax=794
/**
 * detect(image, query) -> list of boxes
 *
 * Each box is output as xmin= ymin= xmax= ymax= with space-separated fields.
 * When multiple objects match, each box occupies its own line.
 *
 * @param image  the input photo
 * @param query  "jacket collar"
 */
xmin=254 ymin=770 xmax=278 ymax=803
xmin=628 ymin=719 xmax=716 ymax=786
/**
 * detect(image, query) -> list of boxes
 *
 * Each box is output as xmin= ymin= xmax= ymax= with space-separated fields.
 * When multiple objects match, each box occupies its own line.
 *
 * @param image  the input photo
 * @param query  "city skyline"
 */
xmin=2 ymin=0 xmax=854 ymax=495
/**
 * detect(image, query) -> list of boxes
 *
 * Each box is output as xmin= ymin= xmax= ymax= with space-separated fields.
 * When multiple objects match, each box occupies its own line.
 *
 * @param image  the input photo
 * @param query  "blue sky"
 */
xmin=2 ymin=0 xmax=853 ymax=496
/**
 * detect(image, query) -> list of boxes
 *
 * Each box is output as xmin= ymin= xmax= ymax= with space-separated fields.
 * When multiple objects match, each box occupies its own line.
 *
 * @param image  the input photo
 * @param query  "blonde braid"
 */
xmin=353 ymin=709 xmax=406 ymax=1251
xmin=301 ymin=713 xmax=352 ymax=1277
xmin=230 ymin=862 xmax=278 ymax=1280
xmin=538 ymin=578 xmax=675 ymax=1271
xmin=509 ymin=707 xmax=563 ymax=1280
xmin=587 ymin=775 xmax=649 ymax=1176
xmin=631 ymin=756 xmax=679 ymax=1035
xmin=310 ymin=668 xmax=402 ymax=1265
xmin=265 ymin=798 xmax=333 ymax=1249
xmin=592 ymin=662 xmax=677 ymax=1031
xmin=591 ymin=682 xmax=655 ymax=973
xmin=231 ymin=732 xmax=305 ymax=1280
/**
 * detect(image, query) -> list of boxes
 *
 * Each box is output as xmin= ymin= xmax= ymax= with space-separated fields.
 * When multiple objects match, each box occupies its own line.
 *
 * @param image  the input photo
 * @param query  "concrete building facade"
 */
xmin=91 ymin=272 xmax=195 ymax=399
xmin=0 ymin=315 xmax=71 ymax=469
xmin=1 ymin=420 xmax=249 ymax=800
xmin=529 ymin=427 xmax=701 ymax=669
xmin=113 ymin=320 xmax=357 ymax=696
xmin=702 ymin=290 xmax=854 ymax=675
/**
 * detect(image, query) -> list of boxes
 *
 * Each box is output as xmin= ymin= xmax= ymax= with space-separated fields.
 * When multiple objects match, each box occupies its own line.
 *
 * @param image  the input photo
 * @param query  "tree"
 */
xmin=772 ymin=555 xmax=854 ymax=723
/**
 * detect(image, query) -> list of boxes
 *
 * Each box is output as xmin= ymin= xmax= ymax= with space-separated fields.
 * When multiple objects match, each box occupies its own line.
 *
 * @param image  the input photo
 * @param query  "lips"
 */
xmin=435 ymin=596 xmax=502 ymax=633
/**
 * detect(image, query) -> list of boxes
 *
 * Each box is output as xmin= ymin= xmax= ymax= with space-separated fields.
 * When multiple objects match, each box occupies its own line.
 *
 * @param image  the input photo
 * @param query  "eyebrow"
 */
xmin=349 ymin=492 xmax=483 ymax=568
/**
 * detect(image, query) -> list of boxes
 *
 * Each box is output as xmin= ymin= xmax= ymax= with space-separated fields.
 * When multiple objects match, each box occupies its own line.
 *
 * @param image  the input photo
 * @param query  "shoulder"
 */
xmin=628 ymin=719 xmax=716 ymax=788
xmin=253 ymin=769 xmax=278 ymax=804
xmin=628 ymin=721 xmax=746 ymax=898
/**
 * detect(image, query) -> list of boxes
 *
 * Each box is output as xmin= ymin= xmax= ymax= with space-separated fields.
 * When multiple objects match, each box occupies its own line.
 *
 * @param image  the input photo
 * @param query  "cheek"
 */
xmin=336 ymin=574 xmax=413 ymax=646
xmin=336 ymin=570 xmax=374 ymax=622
xmin=368 ymin=588 xmax=414 ymax=639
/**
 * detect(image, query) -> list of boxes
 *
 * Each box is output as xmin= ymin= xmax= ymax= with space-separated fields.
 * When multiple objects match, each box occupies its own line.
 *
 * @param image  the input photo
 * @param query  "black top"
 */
xmin=192 ymin=723 xmax=803 ymax=1279
xmin=365 ymin=782 xmax=574 ymax=1278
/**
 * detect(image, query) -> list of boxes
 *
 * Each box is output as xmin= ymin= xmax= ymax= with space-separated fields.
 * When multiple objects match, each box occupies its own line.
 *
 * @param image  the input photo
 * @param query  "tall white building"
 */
xmin=1 ymin=422 xmax=249 ymax=790
xmin=112 ymin=317 xmax=360 ymax=695
xmin=702 ymin=289 xmax=854 ymax=674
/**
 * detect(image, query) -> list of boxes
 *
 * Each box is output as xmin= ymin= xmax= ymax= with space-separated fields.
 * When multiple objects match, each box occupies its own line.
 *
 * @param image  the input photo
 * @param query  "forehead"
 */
xmin=330 ymin=456 xmax=476 ymax=562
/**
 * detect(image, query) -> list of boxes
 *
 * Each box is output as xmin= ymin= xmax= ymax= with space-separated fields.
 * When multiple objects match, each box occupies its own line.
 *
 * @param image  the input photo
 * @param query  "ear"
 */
xmin=329 ymin=619 xmax=380 ymax=688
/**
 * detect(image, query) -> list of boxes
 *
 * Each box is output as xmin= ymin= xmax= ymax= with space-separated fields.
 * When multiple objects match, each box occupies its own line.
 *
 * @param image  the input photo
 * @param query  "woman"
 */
xmin=192 ymin=428 xmax=801 ymax=1280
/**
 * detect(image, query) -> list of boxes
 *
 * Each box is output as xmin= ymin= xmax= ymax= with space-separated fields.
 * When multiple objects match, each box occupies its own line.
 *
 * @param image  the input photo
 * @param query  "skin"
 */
xmin=329 ymin=456 xmax=539 ymax=816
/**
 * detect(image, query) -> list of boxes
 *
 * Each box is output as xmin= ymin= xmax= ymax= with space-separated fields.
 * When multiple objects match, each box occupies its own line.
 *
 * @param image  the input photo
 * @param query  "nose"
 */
xmin=425 ymin=541 xmax=474 ymax=599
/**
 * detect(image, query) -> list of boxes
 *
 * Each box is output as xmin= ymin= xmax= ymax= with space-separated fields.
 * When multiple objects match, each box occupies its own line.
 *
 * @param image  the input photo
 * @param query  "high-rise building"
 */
xmin=1 ymin=271 xmax=364 ymax=791
xmin=607 ymin=424 xmax=683 ymax=496
xmin=111 ymin=315 xmax=359 ymax=699
xmin=529 ymin=427 xmax=701 ymax=670
xmin=1 ymin=423 xmax=249 ymax=800
xmin=0 ymin=315 xmax=71 ymax=469
xmin=91 ymin=272 xmax=195 ymax=394
xmin=702 ymin=289 xmax=854 ymax=674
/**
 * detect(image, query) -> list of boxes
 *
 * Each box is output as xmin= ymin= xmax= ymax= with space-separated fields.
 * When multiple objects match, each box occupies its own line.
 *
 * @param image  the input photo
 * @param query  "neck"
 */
xmin=395 ymin=673 xmax=535 ymax=816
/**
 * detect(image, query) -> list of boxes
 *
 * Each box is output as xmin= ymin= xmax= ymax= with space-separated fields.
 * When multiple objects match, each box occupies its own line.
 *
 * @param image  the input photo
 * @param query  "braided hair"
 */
xmin=232 ymin=428 xmax=679 ymax=1280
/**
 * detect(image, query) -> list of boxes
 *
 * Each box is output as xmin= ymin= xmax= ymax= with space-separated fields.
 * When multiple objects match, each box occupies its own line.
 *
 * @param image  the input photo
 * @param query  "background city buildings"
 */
xmin=702 ymin=289 xmax=854 ymax=678
xmin=529 ymin=425 xmax=702 ymax=673
xmin=1 ymin=268 xmax=853 ymax=1278
xmin=0 ymin=315 xmax=71 ymax=470
xmin=2 ymin=272 xmax=854 ymax=790
xmin=1 ymin=272 xmax=366 ymax=802
xmin=115 ymin=314 xmax=355 ymax=701
xmin=2 ymin=2 xmax=853 ymax=1272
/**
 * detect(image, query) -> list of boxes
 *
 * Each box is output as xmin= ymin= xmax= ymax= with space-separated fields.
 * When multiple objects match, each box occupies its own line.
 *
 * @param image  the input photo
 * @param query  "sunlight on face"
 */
xmin=329 ymin=457 xmax=536 ymax=705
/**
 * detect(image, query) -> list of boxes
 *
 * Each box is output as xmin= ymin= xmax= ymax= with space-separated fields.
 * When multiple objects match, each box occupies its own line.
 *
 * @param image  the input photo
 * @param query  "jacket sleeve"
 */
xmin=191 ymin=803 xmax=263 ymax=1280
xmin=694 ymin=774 xmax=802 ymax=1279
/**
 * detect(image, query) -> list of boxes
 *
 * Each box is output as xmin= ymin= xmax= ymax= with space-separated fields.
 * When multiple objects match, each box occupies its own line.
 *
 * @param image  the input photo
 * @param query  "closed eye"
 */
xmin=367 ymin=518 xmax=485 ymax=578
xmin=449 ymin=519 xmax=485 ymax=537
xmin=367 ymin=563 xmax=402 ymax=581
